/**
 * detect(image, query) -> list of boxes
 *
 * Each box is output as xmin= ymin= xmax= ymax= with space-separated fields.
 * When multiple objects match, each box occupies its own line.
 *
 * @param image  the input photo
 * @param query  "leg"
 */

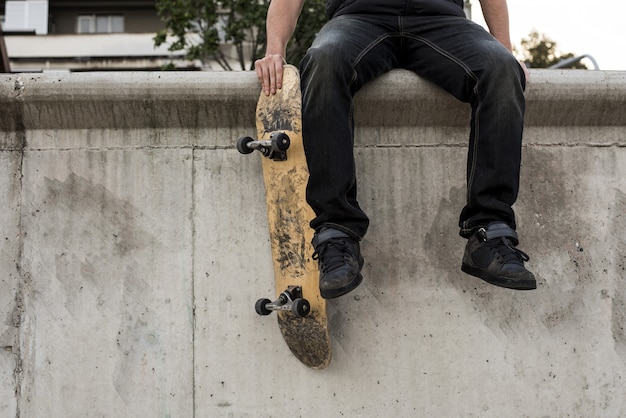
xmin=300 ymin=15 xmax=400 ymax=239
xmin=300 ymin=15 xmax=400 ymax=298
xmin=400 ymin=16 xmax=526 ymax=235
xmin=401 ymin=16 xmax=535 ymax=289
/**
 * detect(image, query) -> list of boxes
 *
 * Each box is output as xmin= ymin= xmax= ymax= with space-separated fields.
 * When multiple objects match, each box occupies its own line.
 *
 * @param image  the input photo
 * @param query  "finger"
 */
xmin=523 ymin=65 xmax=530 ymax=83
xmin=262 ymin=65 xmax=272 ymax=96
xmin=255 ymin=59 xmax=271 ymax=96
xmin=518 ymin=60 xmax=530 ymax=84
xmin=268 ymin=63 xmax=277 ymax=95
xmin=274 ymin=59 xmax=284 ymax=91
xmin=254 ymin=59 xmax=264 ymax=82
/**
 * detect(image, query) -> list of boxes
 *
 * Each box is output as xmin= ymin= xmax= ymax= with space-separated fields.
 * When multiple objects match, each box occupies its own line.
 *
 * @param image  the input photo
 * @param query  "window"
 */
xmin=77 ymin=16 xmax=91 ymax=33
xmin=5 ymin=0 xmax=49 ymax=35
xmin=77 ymin=15 xmax=124 ymax=34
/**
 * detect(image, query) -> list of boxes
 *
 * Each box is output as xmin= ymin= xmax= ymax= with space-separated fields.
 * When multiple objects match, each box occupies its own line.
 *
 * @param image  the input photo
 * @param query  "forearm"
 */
xmin=479 ymin=0 xmax=513 ymax=52
xmin=265 ymin=0 xmax=305 ymax=56
xmin=255 ymin=0 xmax=305 ymax=95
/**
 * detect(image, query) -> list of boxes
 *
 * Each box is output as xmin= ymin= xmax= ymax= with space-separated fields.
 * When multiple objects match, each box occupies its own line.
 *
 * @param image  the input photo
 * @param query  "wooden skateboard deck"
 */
xmin=238 ymin=65 xmax=331 ymax=369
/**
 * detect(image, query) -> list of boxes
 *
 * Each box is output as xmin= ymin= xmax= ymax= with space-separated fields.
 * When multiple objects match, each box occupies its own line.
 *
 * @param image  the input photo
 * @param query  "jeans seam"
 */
xmin=468 ymin=85 xmax=481 ymax=210
xmin=350 ymin=33 xmax=396 ymax=86
xmin=404 ymin=33 xmax=481 ymax=210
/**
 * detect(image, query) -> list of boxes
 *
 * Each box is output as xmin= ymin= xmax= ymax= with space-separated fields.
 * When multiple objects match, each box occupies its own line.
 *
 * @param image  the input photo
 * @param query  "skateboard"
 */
xmin=237 ymin=65 xmax=332 ymax=369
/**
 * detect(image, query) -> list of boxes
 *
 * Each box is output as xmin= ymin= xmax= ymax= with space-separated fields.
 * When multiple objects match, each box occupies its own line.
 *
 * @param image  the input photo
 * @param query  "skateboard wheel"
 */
xmin=291 ymin=298 xmax=310 ymax=318
xmin=271 ymin=132 xmax=290 ymax=152
xmin=236 ymin=136 xmax=255 ymax=154
xmin=255 ymin=298 xmax=272 ymax=316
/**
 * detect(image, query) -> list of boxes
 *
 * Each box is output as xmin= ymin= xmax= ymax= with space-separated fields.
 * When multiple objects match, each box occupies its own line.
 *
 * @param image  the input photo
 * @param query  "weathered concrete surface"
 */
xmin=0 ymin=143 xmax=20 ymax=417
xmin=1 ymin=69 xmax=626 ymax=417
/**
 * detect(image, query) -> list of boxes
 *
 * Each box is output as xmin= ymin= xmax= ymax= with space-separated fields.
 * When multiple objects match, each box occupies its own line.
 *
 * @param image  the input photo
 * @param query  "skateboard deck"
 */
xmin=237 ymin=65 xmax=331 ymax=369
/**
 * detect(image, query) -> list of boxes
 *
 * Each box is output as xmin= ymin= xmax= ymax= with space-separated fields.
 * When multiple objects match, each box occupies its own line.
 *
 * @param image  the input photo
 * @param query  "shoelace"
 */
xmin=488 ymin=237 xmax=530 ymax=265
xmin=312 ymin=238 xmax=351 ymax=273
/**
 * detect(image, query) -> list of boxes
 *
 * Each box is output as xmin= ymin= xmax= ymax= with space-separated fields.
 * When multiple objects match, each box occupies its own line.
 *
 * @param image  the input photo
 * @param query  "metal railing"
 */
xmin=548 ymin=54 xmax=599 ymax=70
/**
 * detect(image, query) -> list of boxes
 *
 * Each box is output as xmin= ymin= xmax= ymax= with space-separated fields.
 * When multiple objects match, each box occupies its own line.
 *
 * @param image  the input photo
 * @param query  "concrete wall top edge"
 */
xmin=1 ymin=69 xmax=625 ymax=134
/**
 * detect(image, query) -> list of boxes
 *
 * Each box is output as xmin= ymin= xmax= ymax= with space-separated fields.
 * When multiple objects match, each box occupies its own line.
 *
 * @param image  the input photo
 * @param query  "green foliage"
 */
xmin=287 ymin=0 xmax=327 ymax=65
xmin=223 ymin=0 xmax=270 ymax=69
xmin=154 ymin=0 xmax=268 ymax=70
xmin=516 ymin=30 xmax=588 ymax=69
xmin=154 ymin=0 xmax=327 ymax=71
xmin=154 ymin=0 xmax=221 ymax=65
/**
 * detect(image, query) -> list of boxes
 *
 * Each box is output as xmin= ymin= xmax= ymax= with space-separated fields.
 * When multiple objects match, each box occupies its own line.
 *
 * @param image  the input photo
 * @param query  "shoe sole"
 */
xmin=461 ymin=263 xmax=536 ymax=290
xmin=320 ymin=273 xmax=363 ymax=299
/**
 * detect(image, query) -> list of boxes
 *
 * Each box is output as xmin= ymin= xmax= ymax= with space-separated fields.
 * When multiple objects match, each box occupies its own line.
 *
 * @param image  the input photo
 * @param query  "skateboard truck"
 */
xmin=237 ymin=132 xmax=291 ymax=161
xmin=255 ymin=285 xmax=311 ymax=318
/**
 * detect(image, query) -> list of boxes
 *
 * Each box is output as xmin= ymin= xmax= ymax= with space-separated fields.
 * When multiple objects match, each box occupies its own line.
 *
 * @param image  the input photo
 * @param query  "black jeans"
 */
xmin=300 ymin=13 xmax=527 ymax=239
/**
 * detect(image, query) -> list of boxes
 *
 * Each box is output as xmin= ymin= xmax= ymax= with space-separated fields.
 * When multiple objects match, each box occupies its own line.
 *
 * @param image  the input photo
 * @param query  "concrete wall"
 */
xmin=1 ymin=69 xmax=625 ymax=417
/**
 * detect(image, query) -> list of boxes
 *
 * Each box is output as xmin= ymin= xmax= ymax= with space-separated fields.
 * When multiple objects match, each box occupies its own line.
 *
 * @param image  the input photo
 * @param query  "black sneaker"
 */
xmin=312 ymin=228 xmax=364 ymax=299
xmin=461 ymin=222 xmax=536 ymax=290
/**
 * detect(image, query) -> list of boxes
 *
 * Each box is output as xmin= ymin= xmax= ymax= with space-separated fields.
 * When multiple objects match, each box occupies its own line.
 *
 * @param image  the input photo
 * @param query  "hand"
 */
xmin=518 ymin=59 xmax=530 ymax=84
xmin=254 ymin=54 xmax=286 ymax=96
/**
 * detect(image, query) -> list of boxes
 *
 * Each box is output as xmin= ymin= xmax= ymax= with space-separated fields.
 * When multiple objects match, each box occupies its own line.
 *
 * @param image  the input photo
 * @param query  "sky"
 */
xmin=470 ymin=0 xmax=625 ymax=70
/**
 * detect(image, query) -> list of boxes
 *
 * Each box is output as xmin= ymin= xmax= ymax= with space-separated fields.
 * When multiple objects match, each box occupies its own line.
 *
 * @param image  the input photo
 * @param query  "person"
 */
xmin=255 ymin=0 xmax=536 ymax=298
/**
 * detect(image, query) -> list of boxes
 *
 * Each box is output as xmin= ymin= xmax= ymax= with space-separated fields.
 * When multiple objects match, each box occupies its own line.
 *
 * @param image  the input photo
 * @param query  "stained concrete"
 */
xmin=1 ymin=69 xmax=626 ymax=417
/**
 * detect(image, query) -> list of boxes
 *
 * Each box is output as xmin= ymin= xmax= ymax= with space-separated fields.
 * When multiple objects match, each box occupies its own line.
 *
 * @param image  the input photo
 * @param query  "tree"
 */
xmin=287 ymin=1 xmax=327 ymax=65
xmin=516 ymin=30 xmax=588 ymax=69
xmin=153 ymin=0 xmax=326 ymax=71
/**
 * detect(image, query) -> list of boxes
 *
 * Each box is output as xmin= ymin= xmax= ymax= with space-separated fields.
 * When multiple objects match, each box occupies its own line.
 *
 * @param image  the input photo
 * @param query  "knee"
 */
xmin=300 ymin=43 xmax=353 ymax=82
xmin=480 ymin=48 xmax=526 ymax=90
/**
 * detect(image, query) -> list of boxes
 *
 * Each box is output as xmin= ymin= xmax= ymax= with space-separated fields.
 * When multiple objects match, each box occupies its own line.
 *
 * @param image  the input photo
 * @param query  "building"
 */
xmin=0 ymin=0 xmax=204 ymax=72
xmin=0 ymin=0 xmax=475 ymax=73
xmin=0 ymin=26 xmax=9 ymax=72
